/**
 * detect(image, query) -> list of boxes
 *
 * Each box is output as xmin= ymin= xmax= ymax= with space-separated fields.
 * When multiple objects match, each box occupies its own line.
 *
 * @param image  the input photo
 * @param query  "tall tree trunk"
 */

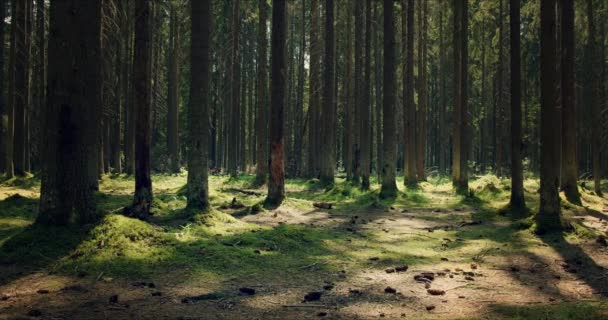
xmin=307 ymin=0 xmax=321 ymax=179
xmin=123 ymin=0 xmax=135 ymax=175
xmin=228 ymin=0 xmax=241 ymax=177
xmin=438 ymin=3 xmax=446 ymax=175
xmin=404 ymin=0 xmax=416 ymax=186
xmin=13 ymin=0 xmax=28 ymax=176
xmin=319 ymin=0 xmax=335 ymax=186
xmin=374 ymin=1 xmax=382 ymax=181
xmin=380 ymin=0 xmax=397 ymax=198
xmin=353 ymin=0 xmax=364 ymax=184
xmin=129 ymin=0 xmax=152 ymax=218
xmin=344 ymin=0 xmax=354 ymax=182
xmin=187 ymin=0 xmax=211 ymax=211
xmin=255 ymin=0 xmax=269 ymax=185
xmin=294 ymin=0 xmax=305 ymax=177
xmin=167 ymin=2 xmax=180 ymax=174
xmin=38 ymin=0 xmax=102 ymax=225
xmin=452 ymin=0 xmax=468 ymax=193
xmin=360 ymin=0 xmax=372 ymax=189
xmin=510 ymin=0 xmax=525 ymax=209
xmin=267 ymin=0 xmax=287 ymax=206
xmin=560 ymin=0 xmax=580 ymax=203
xmin=588 ymin=0 xmax=602 ymax=196
xmin=5 ymin=0 xmax=15 ymax=178
xmin=538 ymin=0 xmax=561 ymax=233
xmin=416 ymin=0 xmax=427 ymax=181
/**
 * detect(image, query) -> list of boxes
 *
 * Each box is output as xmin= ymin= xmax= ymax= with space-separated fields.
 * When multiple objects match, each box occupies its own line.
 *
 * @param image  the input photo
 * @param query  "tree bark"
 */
xmin=129 ymin=0 xmax=152 ymax=218
xmin=404 ymin=0 xmax=416 ymax=186
xmin=38 ymin=0 xmax=102 ymax=225
xmin=538 ymin=0 xmax=561 ymax=233
xmin=255 ymin=0 xmax=269 ymax=185
xmin=228 ymin=0 xmax=241 ymax=177
xmin=509 ymin=0 xmax=525 ymax=209
xmin=452 ymin=0 xmax=468 ymax=193
xmin=360 ymin=0 xmax=372 ymax=189
xmin=380 ymin=0 xmax=397 ymax=198
xmin=560 ymin=0 xmax=580 ymax=203
xmin=416 ymin=0 xmax=427 ymax=181
xmin=319 ymin=0 xmax=335 ymax=186
xmin=587 ymin=0 xmax=602 ymax=196
xmin=167 ymin=2 xmax=180 ymax=174
xmin=13 ymin=0 xmax=28 ymax=176
xmin=267 ymin=0 xmax=287 ymax=206
xmin=187 ymin=0 xmax=211 ymax=211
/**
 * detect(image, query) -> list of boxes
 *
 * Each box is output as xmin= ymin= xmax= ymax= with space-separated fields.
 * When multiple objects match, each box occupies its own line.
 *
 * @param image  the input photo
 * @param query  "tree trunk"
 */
xmin=307 ymin=0 xmax=321 ymax=179
xmin=510 ymin=0 xmax=525 ymax=209
xmin=452 ymin=0 xmax=468 ymax=193
xmin=416 ymin=0 xmax=427 ymax=181
xmin=13 ymin=0 xmax=28 ymax=176
xmin=588 ymin=0 xmax=602 ymax=196
xmin=267 ymin=0 xmax=287 ymax=206
xmin=360 ymin=0 xmax=372 ymax=189
xmin=123 ymin=0 xmax=135 ymax=175
xmin=129 ymin=0 xmax=152 ymax=219
xmin=167 ymin=2 xmax=180 ymax=174
xmin=228 ymin=0 xmax=241 ymax=177
xmin=403 ymin=0 xmax=416 ymax=186
xmin=38 ymin=0 xmax=102 ymax=225
xmin=380 ymin=0 xmax=397 ymax=198
xmin=538 ymin=0 xmax=561 ymax=233
xmin=560 ymin=0 xmax=580 ymax=203
xmin=255 ymin=0 xmax=269 ymax=185
xmin=374 ymin=2 xmax=382 ymax=181
xmin=187 ymin=0 xmax=211 ymax=211
xmin=319 ymin=0 xmax=335 ymax=186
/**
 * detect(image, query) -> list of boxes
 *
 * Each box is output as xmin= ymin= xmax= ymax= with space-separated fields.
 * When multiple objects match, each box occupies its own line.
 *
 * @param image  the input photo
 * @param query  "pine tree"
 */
xmin=380 ymin=0 xmax=397 ymax=198
xmin=267 ymin=0 xmax=287 ymax=206
xmin=187 ymin=0 xmax=212 ymax=211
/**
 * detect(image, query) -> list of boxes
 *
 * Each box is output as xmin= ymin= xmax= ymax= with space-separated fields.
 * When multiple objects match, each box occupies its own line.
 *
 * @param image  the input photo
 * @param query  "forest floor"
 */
xmin=1 ymin=173 xmax=608 ymax=319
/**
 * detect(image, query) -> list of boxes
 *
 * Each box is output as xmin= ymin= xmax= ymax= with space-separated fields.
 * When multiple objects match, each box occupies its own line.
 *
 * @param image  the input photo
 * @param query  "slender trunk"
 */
xmin=13 ymin=0 xmax=27 ymax=176
xmin=129 ymin=0 xmax=152 ymax=218
xmin=560 ymin=0 xmax=580 ymax=203
xmin=588 ymin=0 xmax=602 ymax=196
xmin=404 ymin=0 xmax=416 ymax=186
xmin=416 ymin=0 xmax=427 ymax=181
xmin=167 ymin=2 xmax=180 ymax=173
xmin=538 ymin=0 xmax=561 ymax=233
xmin=319 ymin=0 xmax=335 ymax=185
xmin=187 ymin=0 xmax=211 ymax=211
xmin=360 ymin=0 xmax=372 ymax=189
xmin=255 ymin=0 xmax=269 ymax=185
xmin=228 ymin=0 xmax=241 ymax=177
xmin=267 ymin=0 xmax=287 ymax=206
xmin=374 ymin=2 xmax=382 ymax=181
xmin=510 ymin=0 xmax=525 ymax=209
xmin=380 ymin=0 xmax=397 ymax=198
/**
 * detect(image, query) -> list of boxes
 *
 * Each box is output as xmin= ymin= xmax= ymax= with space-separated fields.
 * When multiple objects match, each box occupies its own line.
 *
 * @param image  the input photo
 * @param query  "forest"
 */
xmin=1 ymin=0 xmax=608 ymax=319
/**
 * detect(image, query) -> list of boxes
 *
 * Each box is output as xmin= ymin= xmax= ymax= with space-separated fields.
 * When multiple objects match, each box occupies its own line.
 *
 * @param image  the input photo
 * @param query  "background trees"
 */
xmin=0 ymin=0 xmax=600 ymax=233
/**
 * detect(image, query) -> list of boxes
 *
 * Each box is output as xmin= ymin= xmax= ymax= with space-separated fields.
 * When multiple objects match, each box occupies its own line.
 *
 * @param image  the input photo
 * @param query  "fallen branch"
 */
xmin=313 ymin=202 xmax=334 ymax=210
xmin=224 ymin=188 xmax=263 ymax=196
